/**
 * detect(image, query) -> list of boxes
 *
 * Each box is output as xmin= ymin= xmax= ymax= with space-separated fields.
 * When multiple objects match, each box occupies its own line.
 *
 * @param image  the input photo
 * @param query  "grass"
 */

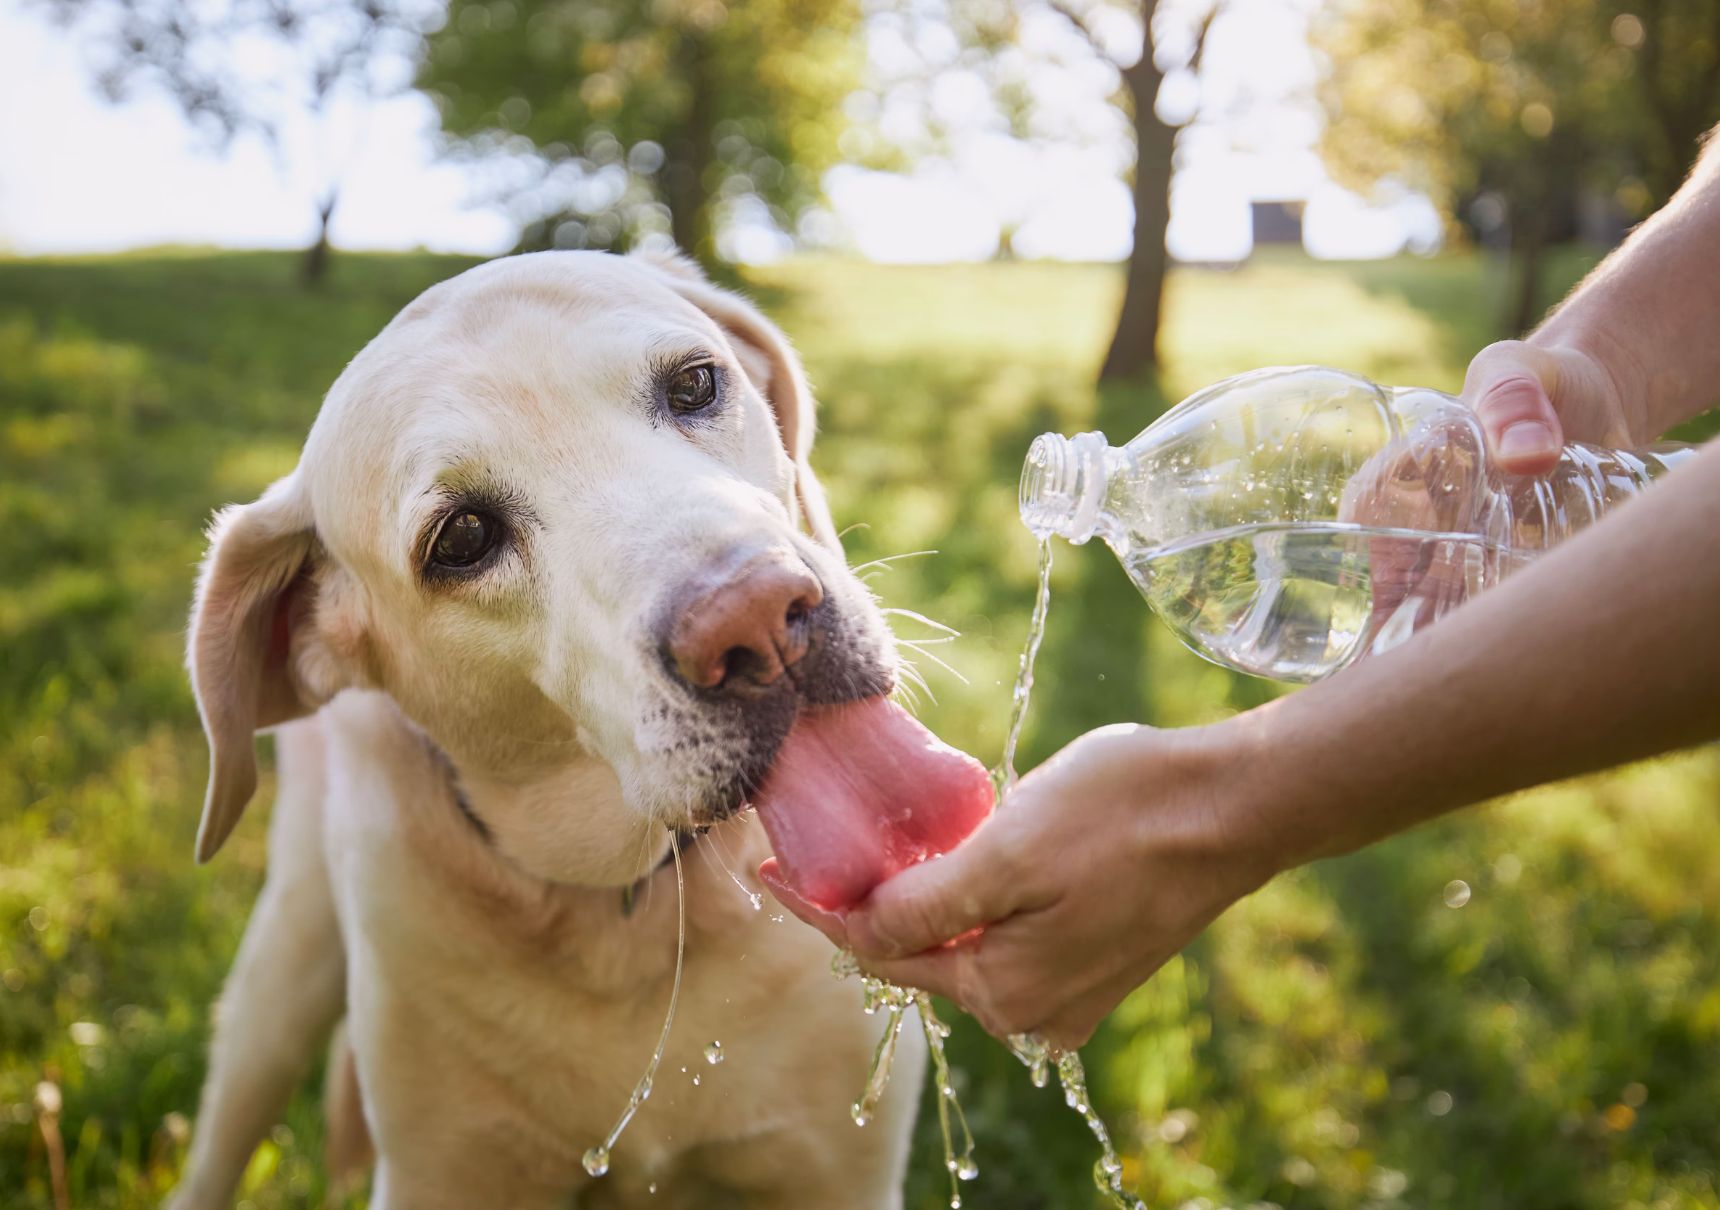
xmin=1 ymin=246 xmax=1716 ymax=1209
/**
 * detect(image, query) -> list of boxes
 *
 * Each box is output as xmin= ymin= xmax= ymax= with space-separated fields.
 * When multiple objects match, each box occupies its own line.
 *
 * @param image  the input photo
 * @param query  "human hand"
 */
xmin=1462 ymin=339 xmax=1648 ymax=475
xmin=760 ymin=723 xmax=1276 ymax=1051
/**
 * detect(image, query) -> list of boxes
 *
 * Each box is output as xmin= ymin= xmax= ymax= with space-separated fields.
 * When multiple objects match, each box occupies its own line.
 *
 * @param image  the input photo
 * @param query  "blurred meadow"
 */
xmin=3 ymin=247 xmax=1718 ymax=1209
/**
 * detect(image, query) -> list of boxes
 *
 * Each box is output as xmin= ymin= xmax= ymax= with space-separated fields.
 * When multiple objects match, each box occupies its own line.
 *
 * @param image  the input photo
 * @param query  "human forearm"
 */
xmin=1531 ymin=128 xmax=1720 ymax=436
xmin=1230 ymin=438 xmax=1720 ymax=869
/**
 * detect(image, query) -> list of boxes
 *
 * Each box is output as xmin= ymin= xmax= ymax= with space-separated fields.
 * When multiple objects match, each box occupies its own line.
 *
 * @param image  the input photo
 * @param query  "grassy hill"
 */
xmin=1 ymin=248 xmax=1717 ymax=1208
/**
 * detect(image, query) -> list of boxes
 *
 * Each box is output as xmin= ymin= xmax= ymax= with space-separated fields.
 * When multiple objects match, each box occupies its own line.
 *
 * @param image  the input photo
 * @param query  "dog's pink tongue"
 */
xmin=753 ymin=698 xmax=995 ymax=911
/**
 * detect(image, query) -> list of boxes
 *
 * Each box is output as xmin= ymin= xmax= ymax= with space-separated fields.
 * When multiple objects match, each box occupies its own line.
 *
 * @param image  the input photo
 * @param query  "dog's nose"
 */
xmin=662 ymin=549 xmax=825 ymax=693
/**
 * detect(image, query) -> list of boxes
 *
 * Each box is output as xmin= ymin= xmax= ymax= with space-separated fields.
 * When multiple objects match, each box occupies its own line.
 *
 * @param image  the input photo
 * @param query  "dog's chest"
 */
xmin=333 ymin=830 xmax=891 ymax=1190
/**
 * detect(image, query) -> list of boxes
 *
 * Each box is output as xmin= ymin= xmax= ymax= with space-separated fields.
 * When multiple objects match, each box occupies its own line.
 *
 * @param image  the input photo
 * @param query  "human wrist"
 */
xmin=1151 ymin=717 xmax=1304 ymax=890
xmin=1527 ymin=321 xmax=1664 ymax=444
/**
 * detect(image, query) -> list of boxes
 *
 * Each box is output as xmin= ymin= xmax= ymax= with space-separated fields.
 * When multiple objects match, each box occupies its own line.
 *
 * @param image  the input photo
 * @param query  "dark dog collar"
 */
xmin=424 ymin=732 xmax=702 ymax=914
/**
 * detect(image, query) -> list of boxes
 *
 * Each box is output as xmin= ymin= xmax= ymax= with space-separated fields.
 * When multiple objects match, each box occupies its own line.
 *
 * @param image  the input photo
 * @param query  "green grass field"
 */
xmin=2 ymin=248 xmax=1717 ymax=1209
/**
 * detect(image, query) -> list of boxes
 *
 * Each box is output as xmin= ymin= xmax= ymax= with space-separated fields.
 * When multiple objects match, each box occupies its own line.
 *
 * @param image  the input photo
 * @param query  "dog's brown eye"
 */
xmin=666 ymin=364 xmax=717 ymax=413
xmin=432 ymin=511 xmax=497 ymax=568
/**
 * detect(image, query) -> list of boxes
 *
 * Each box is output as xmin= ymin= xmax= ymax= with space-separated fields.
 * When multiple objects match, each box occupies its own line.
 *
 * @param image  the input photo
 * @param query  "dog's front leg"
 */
xmin=168 ymin=727 xmax=347 ymax=1209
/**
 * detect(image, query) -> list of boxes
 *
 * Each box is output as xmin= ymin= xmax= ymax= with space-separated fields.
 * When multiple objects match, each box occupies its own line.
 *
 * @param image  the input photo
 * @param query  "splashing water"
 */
xmin=582 ymin=837 xmax=686 ymax=1180
xmin=836 ymin=950 xmax=977 ymax=1209
xmin=918 ymin=990 xmax=980 ymax=1206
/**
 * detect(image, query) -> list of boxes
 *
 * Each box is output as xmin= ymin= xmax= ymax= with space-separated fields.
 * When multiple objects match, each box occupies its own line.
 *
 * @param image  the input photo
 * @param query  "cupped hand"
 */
xmin=761 ymin=723 xmax=1276 ymax=1052
xmin=1462 ymin=340 xmax=1647 ymax=474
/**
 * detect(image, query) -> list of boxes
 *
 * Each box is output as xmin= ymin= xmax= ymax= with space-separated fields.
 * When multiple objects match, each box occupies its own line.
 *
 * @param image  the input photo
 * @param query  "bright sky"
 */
xmin=0 ymin=0 xmax=1437 ymax=262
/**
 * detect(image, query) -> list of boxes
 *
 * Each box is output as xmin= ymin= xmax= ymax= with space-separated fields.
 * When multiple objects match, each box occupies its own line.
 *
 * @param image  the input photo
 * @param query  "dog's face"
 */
xmin=187 ymin=252 xmax=894 ymax=882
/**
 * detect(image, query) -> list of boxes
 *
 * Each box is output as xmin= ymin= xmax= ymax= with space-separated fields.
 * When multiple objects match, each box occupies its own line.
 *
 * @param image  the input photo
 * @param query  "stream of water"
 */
xmin=580 ymin=839 xmax=686 ymax=1180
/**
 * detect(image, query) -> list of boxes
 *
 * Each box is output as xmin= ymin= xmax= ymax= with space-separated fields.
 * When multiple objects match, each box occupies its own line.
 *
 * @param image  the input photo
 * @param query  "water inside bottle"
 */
xmin=1129 ymin=521 xmax=1528 ymax=682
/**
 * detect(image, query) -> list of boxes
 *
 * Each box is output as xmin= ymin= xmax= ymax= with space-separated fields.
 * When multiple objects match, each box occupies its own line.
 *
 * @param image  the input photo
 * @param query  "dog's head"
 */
xmin=187 ymin=251 xmax=895 ymax=882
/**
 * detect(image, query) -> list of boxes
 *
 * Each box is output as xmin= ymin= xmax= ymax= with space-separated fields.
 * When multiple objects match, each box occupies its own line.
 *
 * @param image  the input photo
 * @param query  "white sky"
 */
xmin=0 ymin=0 xmax=1436 ymax=262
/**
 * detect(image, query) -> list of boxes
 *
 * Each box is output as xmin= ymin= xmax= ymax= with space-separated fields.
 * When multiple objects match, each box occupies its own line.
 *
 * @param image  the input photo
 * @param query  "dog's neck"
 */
xmin=422 ymin=735 xmax=678 ymax=891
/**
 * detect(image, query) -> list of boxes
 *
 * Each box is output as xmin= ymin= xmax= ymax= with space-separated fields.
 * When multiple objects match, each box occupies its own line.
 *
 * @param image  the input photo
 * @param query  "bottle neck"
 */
xmin=1020 ymin=431 xmax=1110 ymax=544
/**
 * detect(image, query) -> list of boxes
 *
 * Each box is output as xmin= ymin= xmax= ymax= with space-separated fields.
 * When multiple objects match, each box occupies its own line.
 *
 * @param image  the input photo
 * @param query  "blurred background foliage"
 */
xmin=1317 ymin=0 xmax=1720 ymax=332
xmin=419 ymin=0 xmax=862 ymax=260
xmin=5 ymin=0 xmax=1720 ymax=1205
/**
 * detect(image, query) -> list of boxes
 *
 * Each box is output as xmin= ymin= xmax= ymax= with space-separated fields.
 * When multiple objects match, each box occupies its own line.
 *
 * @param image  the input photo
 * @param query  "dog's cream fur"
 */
xmin=170 ymin=251 xmax=925 ymax=1209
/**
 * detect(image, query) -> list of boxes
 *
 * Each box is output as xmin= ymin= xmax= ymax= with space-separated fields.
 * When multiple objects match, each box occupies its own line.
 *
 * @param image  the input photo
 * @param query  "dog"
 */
xmin=169 ymin=250 xmax=927 ymax=1209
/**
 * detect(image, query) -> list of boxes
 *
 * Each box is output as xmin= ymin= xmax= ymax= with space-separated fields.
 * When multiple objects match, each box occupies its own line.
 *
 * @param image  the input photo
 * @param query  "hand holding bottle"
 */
xmin=1463 ymin=340 xmax=1648 ymax=474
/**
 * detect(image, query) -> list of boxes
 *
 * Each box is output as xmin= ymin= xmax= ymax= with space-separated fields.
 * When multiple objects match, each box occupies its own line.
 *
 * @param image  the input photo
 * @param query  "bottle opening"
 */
xmin=1019 ymin=431 xmax=1106 ymax=543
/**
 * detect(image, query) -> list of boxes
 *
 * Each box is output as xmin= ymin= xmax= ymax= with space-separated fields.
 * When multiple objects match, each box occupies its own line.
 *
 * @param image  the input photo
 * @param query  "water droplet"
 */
xmin=691 ymin=1073 xmax=700 ymax=1086
xmin=957 ymin=1156 xmax=979 ymax=1180
xmin=1443 ymin=879 xmax=1472 ymax=908
xmin=582 ymin=1146 xmax=610 ymax=1177
xmin=851 ymin=1101 xmax=870 ymax=1127
xmin=648 ymin=1182 xmax=657 ymax=1195
xmin=1427 ymin=1089 xmax=1455 ymax=1116
xmin=704 ymin=1041 xmax=724 ymax=1065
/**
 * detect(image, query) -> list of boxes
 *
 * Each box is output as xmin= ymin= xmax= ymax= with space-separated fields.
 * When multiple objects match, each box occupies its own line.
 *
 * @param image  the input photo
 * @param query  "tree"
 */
xmin=1317 ymin=0 xmax=1720 ymax=335
xmin=847 ymin=0 xmax=1221 ymax=383
xmin=1009 ymin=0 xmax=1222 ymax=383
xmin=36 ymin=0 xmax=440 ymax=285
xmin=418 ymin=0 xmax=860 ymax=263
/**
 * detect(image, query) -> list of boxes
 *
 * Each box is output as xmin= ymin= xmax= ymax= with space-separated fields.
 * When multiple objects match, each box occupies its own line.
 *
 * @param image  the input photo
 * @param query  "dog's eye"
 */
xmin=666 ymin=364 xmax=717 ymax=414
xmin=432 ymin=511 xmax=498 ymax=568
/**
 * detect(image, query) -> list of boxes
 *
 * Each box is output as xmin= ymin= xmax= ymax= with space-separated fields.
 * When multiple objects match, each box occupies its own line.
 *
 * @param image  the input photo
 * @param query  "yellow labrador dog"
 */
xmin=170 ymin=251 xmax=927 ymax=1208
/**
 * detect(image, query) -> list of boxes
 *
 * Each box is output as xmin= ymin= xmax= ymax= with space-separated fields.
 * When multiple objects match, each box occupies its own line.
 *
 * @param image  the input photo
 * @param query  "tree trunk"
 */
xmin=1504 ymin=192 xmax=1548 ymax=336
xmin=663 ymin=37 xmax=717 ymax=265
xmin=301 ymin=191 xmax=338 ymax=288
xmin=1099 ymin=12 xmax=1175 ymax=384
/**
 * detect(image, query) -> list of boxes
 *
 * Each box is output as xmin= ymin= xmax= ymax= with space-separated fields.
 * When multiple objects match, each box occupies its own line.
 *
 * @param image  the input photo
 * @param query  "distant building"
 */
xmin=1250 ymin=200 xmax=1305 ymax=247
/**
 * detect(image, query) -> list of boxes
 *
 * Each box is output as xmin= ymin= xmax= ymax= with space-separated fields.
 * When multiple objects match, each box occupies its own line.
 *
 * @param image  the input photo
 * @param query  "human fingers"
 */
xmin=1463 ymin=340 xmax=1565 ymax=474
xmin=844 ymin=812 xmax=1038 ymax=960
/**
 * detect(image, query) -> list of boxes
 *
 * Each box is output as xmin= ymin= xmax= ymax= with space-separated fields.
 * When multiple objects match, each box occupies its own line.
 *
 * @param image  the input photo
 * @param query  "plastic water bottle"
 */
xmin=1019 ymin=365 xmax=1695 ymax=683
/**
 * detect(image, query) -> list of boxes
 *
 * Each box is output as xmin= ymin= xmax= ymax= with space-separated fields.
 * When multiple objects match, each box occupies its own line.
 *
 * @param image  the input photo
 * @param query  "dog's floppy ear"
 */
xmin=634 ymin=249 xmax=841 ymax=551
xmin=186 ymin=477 xmax=321 ymax=862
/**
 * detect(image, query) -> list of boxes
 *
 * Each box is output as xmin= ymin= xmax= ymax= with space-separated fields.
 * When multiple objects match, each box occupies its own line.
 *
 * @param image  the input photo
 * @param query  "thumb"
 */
xmin=846 ymin=819 xmax=1023 ymax=959
xmin=1462 ymin=341 xmax=1565 ymax=475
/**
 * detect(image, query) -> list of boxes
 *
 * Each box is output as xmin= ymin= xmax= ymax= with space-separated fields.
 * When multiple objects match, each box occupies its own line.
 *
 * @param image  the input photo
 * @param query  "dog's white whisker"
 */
xmin=698 ymin=829 xmax=763 ymax=911
xmin=880 ymin=607 xmax=961 ymax=637
xmin=896 ymin=641 xmax=969 ymax=687
xmin=892 ymin=657 xmax=936 ymax=711
xmin=895 ymin=634 xmax=958 ymax=648
xmin=847 ymin=549 xmax=938 ymax=576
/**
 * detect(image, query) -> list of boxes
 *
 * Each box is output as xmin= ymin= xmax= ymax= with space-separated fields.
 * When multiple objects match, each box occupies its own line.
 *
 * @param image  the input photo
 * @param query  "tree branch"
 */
xmin=1043 ymin=0 xmax=1111 ymax=59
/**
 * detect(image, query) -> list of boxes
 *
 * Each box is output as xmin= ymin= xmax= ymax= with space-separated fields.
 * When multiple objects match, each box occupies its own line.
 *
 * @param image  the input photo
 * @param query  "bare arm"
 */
xmin=1471 ymin=129 xmax=1720 ymax=469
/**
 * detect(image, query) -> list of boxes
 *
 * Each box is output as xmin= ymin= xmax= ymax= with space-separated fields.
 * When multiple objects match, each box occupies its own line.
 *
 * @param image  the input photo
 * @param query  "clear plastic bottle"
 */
xmin=1020 ymin=365 xmax=1695 ymax=683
